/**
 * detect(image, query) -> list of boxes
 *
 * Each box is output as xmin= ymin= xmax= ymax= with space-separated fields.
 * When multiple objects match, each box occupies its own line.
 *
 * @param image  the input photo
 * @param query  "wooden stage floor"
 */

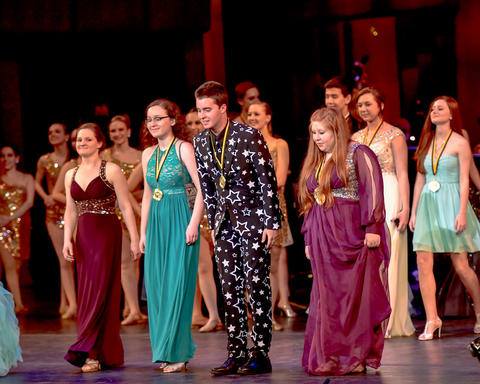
xmin=3 ymin=310 xmax=480 ymax=384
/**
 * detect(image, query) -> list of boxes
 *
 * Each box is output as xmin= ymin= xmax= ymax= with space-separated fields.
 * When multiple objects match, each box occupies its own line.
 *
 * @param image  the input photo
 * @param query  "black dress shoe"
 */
xmin=237 ymin=350 xmax=272 ymax=375
xmin=210 ymin=357 xmax=246 ymax=376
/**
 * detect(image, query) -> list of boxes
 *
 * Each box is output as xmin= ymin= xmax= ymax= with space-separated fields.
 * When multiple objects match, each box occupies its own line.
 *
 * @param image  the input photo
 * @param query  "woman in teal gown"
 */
xmin=140 ymin=99 xmax=204 ymax=373
xmin=410 ymin=96 xmax=480 ymax=341
xmin=0 ymin=283 xmax=22 ymax=376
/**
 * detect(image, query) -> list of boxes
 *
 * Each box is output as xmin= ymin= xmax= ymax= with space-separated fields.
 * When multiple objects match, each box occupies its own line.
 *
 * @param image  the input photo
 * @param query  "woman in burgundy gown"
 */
xmin=62 ymin=123 xmax=141 ymax=373
xmin=298 ymin=108 xmax=390 ymax=375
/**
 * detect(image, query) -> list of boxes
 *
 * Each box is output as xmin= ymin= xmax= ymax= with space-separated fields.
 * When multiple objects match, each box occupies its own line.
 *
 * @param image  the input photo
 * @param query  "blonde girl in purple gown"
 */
xmin=298 ymin=108 xmax=390 ymax=375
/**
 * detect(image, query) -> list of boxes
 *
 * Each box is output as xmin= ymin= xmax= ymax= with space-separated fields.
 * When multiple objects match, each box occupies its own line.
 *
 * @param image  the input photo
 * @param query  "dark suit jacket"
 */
xmin=194 ymin=121 xmax=281 ymax=237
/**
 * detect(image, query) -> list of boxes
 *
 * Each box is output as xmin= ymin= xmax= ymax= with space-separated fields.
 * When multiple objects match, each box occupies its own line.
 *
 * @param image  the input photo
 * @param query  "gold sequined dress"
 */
xmin=352 ymin=126 xmax=415 ymax=337
xmin=102 ymin=148 xmax=141 ymax=230
xmin=268 ymin=139 xmax=293 ymax=247
xmin=0 ymin=182 xmax=31 ymax=260
xmin=37 ymin=153 xmax=66 ymax=228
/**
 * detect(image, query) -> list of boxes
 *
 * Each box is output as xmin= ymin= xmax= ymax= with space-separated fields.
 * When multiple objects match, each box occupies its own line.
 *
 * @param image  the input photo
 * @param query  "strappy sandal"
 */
xmin=155 ymin=362 xmax=169 ymax=371
xmin=81 ymin=358 xmax=101 ymax=373
xmin=163 ymin=362 xmax=187 ymax=373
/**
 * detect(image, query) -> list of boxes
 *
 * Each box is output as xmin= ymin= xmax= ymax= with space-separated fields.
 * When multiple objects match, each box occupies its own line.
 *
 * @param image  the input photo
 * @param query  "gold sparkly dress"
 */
xmin=352 ymin=126 xmax=415 ymax=337
xmin=0 ymin=182 xmax=31 ymax=260
xmin=37 ymin=153 xmax=66 ymax=228
xmin=267 ymin=138 xmax=293 ymax=247
xmin=102 ymin=148 xmax=141 ymax=229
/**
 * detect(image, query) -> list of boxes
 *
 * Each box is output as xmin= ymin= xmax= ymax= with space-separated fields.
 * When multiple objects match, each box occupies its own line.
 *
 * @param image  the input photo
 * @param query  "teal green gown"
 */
xmin=413 ymin=155 xmax=480 ymax=252
xmin=144 ymin=145 xmax=199 ymax=363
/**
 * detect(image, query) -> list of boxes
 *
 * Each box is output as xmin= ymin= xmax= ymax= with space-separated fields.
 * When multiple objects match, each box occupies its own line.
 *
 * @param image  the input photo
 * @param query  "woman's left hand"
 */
xmin=455 ymin=212 xmax=467 ymax=233
xmin=186 ymin=224 xmax=198 ymax=245
xmin=393 ymin=209 xmax=409 ymax=232
xmin=364 ymin=233 xmax=381 ymax=248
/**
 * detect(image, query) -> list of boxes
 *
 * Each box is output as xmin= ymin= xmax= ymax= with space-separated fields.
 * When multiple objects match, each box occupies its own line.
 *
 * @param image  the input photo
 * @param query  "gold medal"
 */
xmin=152 ymin=188 xmax=164 ymax=201
xmin=313 ymin=157 xmax=327 ymax=205
xmin=314 ymin=187 xmax=326 ymax=205
xmin=219 ymin=174 xmax=226 ymax=189
xmin=153 ymin=137 xmax=176 ymax=201
xmin=428 ymin=180 xmax=440 ymax=193
xmin=210 ymin=122 xmax=231 ymax=190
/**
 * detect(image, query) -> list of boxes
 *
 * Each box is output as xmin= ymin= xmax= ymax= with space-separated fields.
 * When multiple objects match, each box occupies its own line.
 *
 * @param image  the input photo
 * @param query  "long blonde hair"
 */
xmin=297 ymin=108 xmax=350 ymax=215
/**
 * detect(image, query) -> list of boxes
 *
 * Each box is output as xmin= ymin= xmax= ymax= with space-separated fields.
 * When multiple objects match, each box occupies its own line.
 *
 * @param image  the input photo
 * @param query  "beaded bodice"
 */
xmin=352 ymin=126 xmax=404 ymax=174
xmin=307 ymin=142 xmax=361 ymax=202
xmin=71 ymin=160 xmax=116 ymax=216
xmin=146 ymin=145 xmax=191 ymax=195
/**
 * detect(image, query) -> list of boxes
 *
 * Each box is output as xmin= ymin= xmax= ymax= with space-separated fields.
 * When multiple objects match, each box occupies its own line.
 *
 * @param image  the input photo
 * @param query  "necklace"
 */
xmin=363 ymin=119 xmax=384 ymax=146
xmin=313 ymin=157 xmax=326 ymax=205
xmin=152 ymin=137 xmax=176 ymax=201
xmin=428 ymin=129 xmax=453 ymax=192
xmin=209 ymin=121 xmax=230 ymax=189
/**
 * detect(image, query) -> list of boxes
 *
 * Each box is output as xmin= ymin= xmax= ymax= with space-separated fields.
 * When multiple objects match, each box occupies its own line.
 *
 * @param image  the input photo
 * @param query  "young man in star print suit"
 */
xmin=194 ymin=81 xmax=281 ymax=376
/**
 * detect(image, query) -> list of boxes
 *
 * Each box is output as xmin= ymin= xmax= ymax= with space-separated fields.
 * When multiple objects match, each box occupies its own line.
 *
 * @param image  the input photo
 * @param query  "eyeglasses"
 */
xmin=145 ymin=115 xmax=170 ymax=124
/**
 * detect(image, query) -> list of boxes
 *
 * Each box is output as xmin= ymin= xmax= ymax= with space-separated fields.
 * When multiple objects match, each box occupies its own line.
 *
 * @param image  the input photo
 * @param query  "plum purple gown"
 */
xmin=65 ymin=160 xmax=123 ymax=368
xmin=301 ymin=142 xmax=391 ymax=376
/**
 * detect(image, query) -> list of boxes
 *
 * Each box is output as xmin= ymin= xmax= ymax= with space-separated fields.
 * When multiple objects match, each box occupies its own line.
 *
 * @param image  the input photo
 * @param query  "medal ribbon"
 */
xmin=155 ymin=137 xmax=177 ymax=182
xmin=363 ymin=119 xmax=384 ymax=146
xmin=315 ymin=156 xmax=326 ymax=186
xmin=431 ymin=129 xmax=453 ymax=176
xmin=210 ymin=121 xmax=230 ymax=174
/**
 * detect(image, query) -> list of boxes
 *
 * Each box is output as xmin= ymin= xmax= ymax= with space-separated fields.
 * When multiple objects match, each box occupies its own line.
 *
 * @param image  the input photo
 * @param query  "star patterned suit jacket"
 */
xmin=194 ymin=121 xmax=281 ymax=237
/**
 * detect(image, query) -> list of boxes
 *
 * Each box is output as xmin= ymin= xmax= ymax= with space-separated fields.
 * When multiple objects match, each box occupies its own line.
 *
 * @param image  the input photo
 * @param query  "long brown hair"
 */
xmin=414 ymin=96 xmax=463 ymax=174
xmin=297 ymin=108 xmax=350 ymax=215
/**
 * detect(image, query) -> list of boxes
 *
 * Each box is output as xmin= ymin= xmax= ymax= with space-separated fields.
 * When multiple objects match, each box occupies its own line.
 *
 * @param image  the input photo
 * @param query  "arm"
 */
xmin=461 ymin=129 xmax=480 ymax=190
xmin=456 ymin=139 xmax=471 ymax=232
xmin=34 ymin=156 xmax=54 ymax=206
xmin=408 ymin=171 xmax=426 ymax=232
xmin=51 ymin=161 xmax=75 ymax=204
xmin=180 ymin=141 xmax=205 ymax=244
xmin=391 ymin=134 xmax=410 ymax=232
xmin=62 ymin=169 xmax=77 ymax=262
xmin=127 ymin=163 xmax=143 ymax=192
xmin=108 ymin=163 xmax=141 ymax=259
xmin=354 ymin=145 xmax=385 ymax=247
xmin=3 ymin=175 xmax=33 ymax=228
xmin=194 ymin=135 xmax=218 ymax=231
xmin=139 ymin=147 xmax=154 ymax=253
xmin=1 ymin=175 xmax=35 ymax=227
xmin=275 ymin=139 xmax=289 ymax=189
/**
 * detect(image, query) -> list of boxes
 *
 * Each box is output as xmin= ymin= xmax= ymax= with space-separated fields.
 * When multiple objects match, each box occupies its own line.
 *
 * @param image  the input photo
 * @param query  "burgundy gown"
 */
xmin=301 ymin=143 xmax=391 ymax=376
xmin=64 ymin=160 xmax=123 ymax=368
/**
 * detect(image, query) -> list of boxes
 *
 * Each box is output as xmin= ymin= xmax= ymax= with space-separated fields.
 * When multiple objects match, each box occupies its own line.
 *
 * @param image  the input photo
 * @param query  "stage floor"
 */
xmin=3 ymin=310 xmax=480 ymax=384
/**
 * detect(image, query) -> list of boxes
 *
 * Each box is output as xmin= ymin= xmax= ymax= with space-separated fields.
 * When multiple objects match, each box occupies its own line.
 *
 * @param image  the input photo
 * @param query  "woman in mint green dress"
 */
xmin=139 ymin=99 xmax=204 ymax=373
xmin=410 ymin=96 xmax=480 ymax=341
xmin=0 ymin=282 xmax=22 ymax=376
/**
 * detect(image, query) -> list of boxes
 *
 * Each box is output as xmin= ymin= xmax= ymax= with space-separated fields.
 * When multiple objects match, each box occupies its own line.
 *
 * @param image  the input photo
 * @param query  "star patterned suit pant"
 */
xmin=214 ymin=215 xmax=272 ymax=359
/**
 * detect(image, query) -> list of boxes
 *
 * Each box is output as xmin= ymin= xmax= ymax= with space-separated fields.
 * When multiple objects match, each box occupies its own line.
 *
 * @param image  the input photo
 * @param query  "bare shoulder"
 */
xmin=452 ymin=131 xmax=469 ymax=147
xmin=142 ymin=145 xmax=157 ymax=161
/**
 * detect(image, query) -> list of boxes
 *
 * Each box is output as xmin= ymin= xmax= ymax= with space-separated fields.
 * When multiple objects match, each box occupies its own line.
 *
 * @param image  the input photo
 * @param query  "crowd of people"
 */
xmin=0 ymin=77 xmax=480 ymax=376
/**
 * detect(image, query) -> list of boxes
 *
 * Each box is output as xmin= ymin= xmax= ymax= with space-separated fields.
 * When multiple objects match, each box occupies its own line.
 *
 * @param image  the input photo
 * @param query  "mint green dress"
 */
xmin=413 ymin=155 xmax=480 ymax=252
xmin=144 ymin=145 xmax=199 ymax=363
xmin=0 ymin=283 xmax=22 ymax=376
